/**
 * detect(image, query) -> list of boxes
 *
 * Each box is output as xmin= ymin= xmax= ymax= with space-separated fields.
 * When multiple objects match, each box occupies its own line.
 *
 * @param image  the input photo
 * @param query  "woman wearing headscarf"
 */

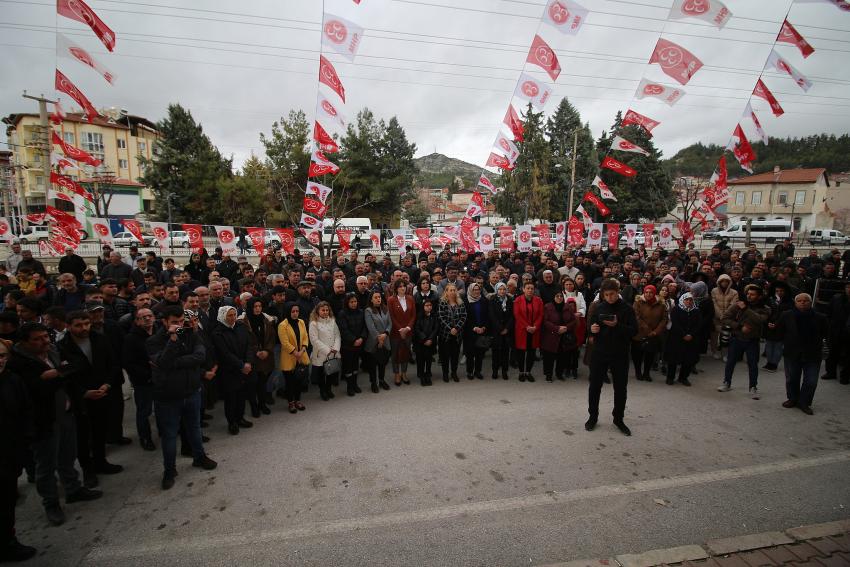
xmin=665 ymin=292 xmax=702 ymax=386
xmin=387 ymin=279 xmax=416 ymax=385
xmin=463 ymin=282 xmax=490 ymax=380
xmin=364 ymin=291 xmax=392 ymax=393
xmin=278 ymin=303 xmax=309 ymax=414
xmin=309 ymin=301 xmax=341 ymax=401
xmin=631 ymin=285 xmax=667 ymax=381
xmin=488 ymin=282 xmax=514 ymax=380
xmin=238 ymin=297 xmax=276 ymax=417
xmin=337 ymin=293 xmax=368 ymax=396
xmin=541 ymin=291 xmax=576 ymax=382
xmin=212 ymin=305 xmax=254 ymax=435
xmin=687 ymin=280 xmax=714 ymax=374
xmin=184 ymin=253 xmax=207 ymax=284
xmin=562 ymin=277 xmax=587 ymax=351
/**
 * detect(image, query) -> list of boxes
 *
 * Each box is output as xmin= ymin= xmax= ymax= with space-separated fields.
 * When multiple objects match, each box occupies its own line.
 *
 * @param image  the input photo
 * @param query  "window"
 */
xmin=117 ymin=139 xmax=126 ymax=149
xmin=793 ymin=217 xmax=802 ymax=230
xmin=118 ymin=159 xmax=129 ymax=169
xmin=137 ymin=141 xmax=147 ymax=154
xmin=777 ymin=192 xmax=787 ymax=204
xmin=35 ymin=175 xmax=44 ymax=190
xmin=62 ymin=132 xmax=74 ymax=144
xmin=81 ymin=132 xmax=104 ymax=155
xmin=735 ymin=192 xmax=745 ymax=206
xmin=795 ymin=190 xmax=806 ymax=205
xmin=751 ymin=191 xmax=762 ymax=205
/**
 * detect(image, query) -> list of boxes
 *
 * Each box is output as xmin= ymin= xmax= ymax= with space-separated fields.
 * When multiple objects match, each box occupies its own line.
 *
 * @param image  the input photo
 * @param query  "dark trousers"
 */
xmin=155 ymin=390 xmax=204 ymax=473
xmin=465 ymin=346 xmax=485 ymax=376
xmin=784 ymin=356 xmax=821 ymax=407
xmin=491 ymin=335 xmax=511 ymax=377
xmin=1 ymin=471 xmax=16 ymax=542
xmin=366 ymin=352 xmax=387 ymax=384
xmin=76 ymin=397 xmax=109 ymax=472
xmin=284 ymin=370 xmax=301 ymax=403
xmin=202 ymin=377 xmax=217 ymax=410
xmin=415 ymin=346 xmax=434 ymax=377
xmin=106 ymin=383 xmax=125 ymax=443
xmin=825 ymin=333 xmax=848 ymax=379
xmin=313 ymin=365 xmax=334 ymax=396
xmin=542 ymin=350 xmax=566 ymax=378
xmin=133 ymin=382 xmax=154 ymax=442
xmin=631 ymin=346 xmax=654 ymax=378
xmin=342 ymin=350 xmax=361 ymax=382
xmin=223 ymin=388 xmax=245 ymax=426
xmin=724 ymin=336 xmax=760 ymax=388
xmin=439 ymin=337 xmax=460 ymax=377
xmin=516 ymin=347 xmax=536 ymax=373
xmin=248 ymin=371 xmax=268 ymax=412
xmin=32 ymin=410 xmax=81 ymax=508
xmin=588 ymin=354 xmax=629 ymax=420
xmin=564 ymin=350 xmax=579 ymax=372
xmin=666 ymin=363 xmax=691 ymax=383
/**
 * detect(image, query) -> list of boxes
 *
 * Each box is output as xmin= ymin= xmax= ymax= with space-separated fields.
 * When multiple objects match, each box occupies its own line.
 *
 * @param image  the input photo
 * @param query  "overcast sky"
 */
xmin=2 ymin=0 xmax=850 ymax=172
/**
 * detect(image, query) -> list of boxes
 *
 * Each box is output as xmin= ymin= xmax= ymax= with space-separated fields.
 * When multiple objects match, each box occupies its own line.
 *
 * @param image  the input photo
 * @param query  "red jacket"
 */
xmin=387 ymin=294 xmax=417 ymax=341
xmin=513 ymin=294 xmax=544 ymax=349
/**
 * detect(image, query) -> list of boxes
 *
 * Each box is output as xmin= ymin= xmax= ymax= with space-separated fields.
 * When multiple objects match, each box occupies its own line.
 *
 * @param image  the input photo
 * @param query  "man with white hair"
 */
xmin=100 ymin=251 xmax=132 ymax=281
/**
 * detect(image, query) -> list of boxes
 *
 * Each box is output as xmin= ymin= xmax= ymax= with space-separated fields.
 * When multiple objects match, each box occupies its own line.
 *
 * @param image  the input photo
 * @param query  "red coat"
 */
xmin=387 ymin=294 xmax=417 ymax=341
xmin=513 ymin=294 xmax=544 ymax=349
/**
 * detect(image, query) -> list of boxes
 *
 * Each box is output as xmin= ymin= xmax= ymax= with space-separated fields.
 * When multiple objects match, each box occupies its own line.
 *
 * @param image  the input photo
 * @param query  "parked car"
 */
xmin=16 ymin=225 xmax=50 ymax=244
xmin=112 ymin=231 xmax=154 ymax=247
xmin=164 ymin=230 xmax=192 ymax=248
xmin=807 ymin=228 xmax=849 ymax=246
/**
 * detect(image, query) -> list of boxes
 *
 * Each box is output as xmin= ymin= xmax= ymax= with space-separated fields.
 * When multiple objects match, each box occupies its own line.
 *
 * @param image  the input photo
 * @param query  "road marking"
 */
xmin=85 ymin=450 xmax=850 ymax=561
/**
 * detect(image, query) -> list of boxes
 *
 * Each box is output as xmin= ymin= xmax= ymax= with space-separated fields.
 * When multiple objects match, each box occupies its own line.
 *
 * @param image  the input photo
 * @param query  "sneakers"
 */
xmin=192 ymin=455 xmax=218 ymax=470
xmin=750 ymin=386 xmax=760 ymax=400
xmin=717 ymin=382 xmax=732 ymax=392
xmin=65 ymin=487 xmax=103 ymax=503
xmin=0 ymin=537 xmax=37 ymax=562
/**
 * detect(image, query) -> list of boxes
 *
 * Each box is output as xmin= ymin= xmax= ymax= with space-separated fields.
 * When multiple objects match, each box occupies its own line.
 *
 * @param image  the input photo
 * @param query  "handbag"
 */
xmin=474 ymin=335 xmax=493 ymax=350
xmin=323 ymin=352 xmax=342 ymax=379
xmin=293 ymin=364 xmax=310 ymax=393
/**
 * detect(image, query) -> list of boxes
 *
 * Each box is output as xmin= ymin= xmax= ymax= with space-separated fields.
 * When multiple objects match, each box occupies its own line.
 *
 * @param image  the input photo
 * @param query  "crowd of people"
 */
xmin=1 ymin=236 xmax=849 ymax=562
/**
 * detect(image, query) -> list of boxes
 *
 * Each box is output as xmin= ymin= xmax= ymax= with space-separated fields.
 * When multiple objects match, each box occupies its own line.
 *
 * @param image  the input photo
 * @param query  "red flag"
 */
xmin=486 ymin=152 xmax=514 ymax=171
xmin=642 ymin=223 xmax=655 ymax=249
xmin=303 ymin=197 xmax=328 ymax=218
xmin=677 ymin=220 xmax=695 ymax=242
xmin=526 ymin=35 xmax=561 ymax=81
xmin=309 ymin=150 xmax=340 ymax=177
xmin=728 ymin=124 xmax=756 ymax=173
xmin=313 ymin=122 xmax=339 ymax=153
xmin=336 ymin=229 xmax=352 ymax=253
xmin=52 ymin=131 xmax=101 ymax=166
xmin=50 ymin=172 xmax=93 ymax=201
xmin=534 ymin=224 xmax=553 ymax=251
xmin=714 ymin=155 xmax=728 ymax=190
xmin=56 ymin=0 xmax=115 ymax=51
xmin=622 ymin=109 xmax=660 ymax=137
xmin=50 ymin=101 xmax=66 ymax=124
xmin=247 ymin=227 xmax=266 ymax=258
xmin=649 ymin=38 xmax=703 ymax=85
xmin=498 ymin=226 xmax=514 ymax=251
xmin=600 ymin=156 xmax=637 ymax=178
xmin=25 ymin=213 xmax=47 ymax=225
xmin=46 ymin=205 xmax=81 ymax=228
xmin=752 ymin=79 xmax=784 ymax=117
xmin=182 ymin=223 xmax=204 ymax=254
xmin=477 ymin=175 xmax=496 ymax=194
xmin=55 ymin=69 xmax=99 ymax=122
xmin=777 ymin=19 xmax=814 ymax=58
xmin=583 ymin=191 xmax=610 ymax=217
xmin=503 ymin=105 xmax=524 ymax=142
xmin=414 ymin=228 xmax=432 ymax=252
xmin=568 ymin=216 xmax=584 ymax=247
xmin=274 ymin=228 xmax=295 ymax=255
xmin=121 ymin=219 xmax=144 ymax=243
xmin=319 ymin=55 xmax=346 ymax=102
xmin=606 ymin=224 xmax=620 ymax=249
xmin=471 ymin=191 xmax=484 ymax=209
xmin=459 ymin=228 xmax=478 ymax=253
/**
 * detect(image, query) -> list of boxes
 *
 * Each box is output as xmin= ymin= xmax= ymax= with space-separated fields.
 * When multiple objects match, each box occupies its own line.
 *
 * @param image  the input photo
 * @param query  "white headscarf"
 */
xmin=217 ymin=306 xmax=237 ymax=328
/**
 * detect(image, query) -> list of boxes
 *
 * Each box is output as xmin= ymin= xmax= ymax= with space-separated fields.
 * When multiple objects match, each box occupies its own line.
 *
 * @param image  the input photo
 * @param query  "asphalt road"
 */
xmin=14 ymin=355 xmax=850 ymax=566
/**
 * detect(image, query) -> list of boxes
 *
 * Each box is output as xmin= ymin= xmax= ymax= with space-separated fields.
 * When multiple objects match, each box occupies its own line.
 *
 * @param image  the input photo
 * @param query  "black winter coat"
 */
xmin=58 ymin=331 xmax=115 ymax=391
xmin=588 ymin=299 xmax=638 ymax=359
xmin=146 ymin=328 xmax=205 ymax=401
xmin=211 ymin=322 xmax=253 ymax=393
xmin=123 ymin=325 xmax=154 ymax=387
xmin=488 ymin=295 xmax=514 ymax=340
xmin=414 ymin=312 xmax=439 ymax=353
xmin=337 ymin=306 xmax=368 ymax=351
xmin=463 ymin=297 xmax=491 ymax=342
xmin=0 ymin=369 xmax=33 ymax=475
xmin=665 ymin=306 xmax=703 ymax=366
xmin=776 ymin=309 xmax=829 ymax=363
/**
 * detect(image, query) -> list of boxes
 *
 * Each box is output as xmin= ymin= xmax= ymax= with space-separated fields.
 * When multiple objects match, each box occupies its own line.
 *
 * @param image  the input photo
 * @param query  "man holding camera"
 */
xmin=146 ymin=307 xmax=217 ymax=490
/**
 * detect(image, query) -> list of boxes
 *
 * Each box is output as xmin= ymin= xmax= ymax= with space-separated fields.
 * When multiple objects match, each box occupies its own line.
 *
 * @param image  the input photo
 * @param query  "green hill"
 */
xmin=413 ymin=152 xmax=497 ymax=189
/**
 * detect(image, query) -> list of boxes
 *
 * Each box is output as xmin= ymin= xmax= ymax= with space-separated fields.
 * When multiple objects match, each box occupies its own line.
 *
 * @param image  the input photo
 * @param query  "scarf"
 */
xmin=285 ymin=302 xmax=301 ymax=346
xmin=217 ymin=306 xmax=236 ymax=328
xmin=678 ymin=292 xmax=696 ymax=312
xmin=467 ymin=283 xmax=482 ymax=303
xmin=494 ymin=282 xmax=508 ymax=311
xmin=245 ymin=297 xmax=266 ymax=343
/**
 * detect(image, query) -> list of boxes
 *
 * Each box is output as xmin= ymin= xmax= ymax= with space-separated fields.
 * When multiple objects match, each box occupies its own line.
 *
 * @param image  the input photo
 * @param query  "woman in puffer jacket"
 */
xmin=308 ymin=301 xmax=341 ymax=401
xmin=711 ymin=274 xmax=738 ymax=359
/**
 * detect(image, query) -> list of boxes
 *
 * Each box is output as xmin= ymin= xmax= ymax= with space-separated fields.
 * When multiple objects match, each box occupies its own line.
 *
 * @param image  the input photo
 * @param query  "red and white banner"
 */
xmin=514 ymin=72 xmax=553 ymax=109
xmin=55 ymin=69 xmax=99 ymax=121
xmin=493 ymin=133 xmax=519 ymax=163
xmin=504 ymin=105 xmax=524 ymax=142
xmin=610 ymin=135 xmax=649 ymax=156
xmin=777 ymin=19 xmax=814 ymax=58
xmin=56 ymin=33 xmax=115 ymax=85
xmin=336 ymin=229 xmax=353 ymax=253
xmin=366 ymin=229 xmax=381 ymax=250
xmin=606 ymin=223 xmax=620 ymax=249
xmin=301 ymin=228 xmax=322 ymax=250
xmin=499 ymin=226 xmax=514 ymax=251
xmin=50 ymin=172 xmax=94 ymax=201
xmin=534 ymin=224 xmax=553 ymax=251
xmin=554 ymin=221 xmax=566 ymax=248
xmin=306 ymin=181 xmax=333 ymax=204
xmin=321 ymin=13 xmax=364 ymax=62
xmin=744 ymin=103 xmax=768 ymax=145
xmin=600 ymin=156 xmax=637 ymax=178
xmin=668 ymin=0 xmax=732 ymax=29
xmin=642 ymin=223 xmax=655 ymax=249
xmin=635 ymin=78 xmax=685 ymax=106
xmin=516 ymin=224 xmax=532 ymax=252
xmin=479 ymin=227 xmax=495 ymax=252
xmin=727 ymin=124 xmax=756 ymax=173
xmin=766 ymin=50 xmax=812 ymax=92
xmin=658 ymin=223 xmax=673 ymax=249
xmin=486 ymin=152 xmax=514 ymax=171
xmin=526 ymin=35 xmax=561 ymax=81
xmin=182 ymin=223 xmax=204 ymax=254
xmin=593 ymin=176 xmax=617 ymax=201
xmin=89 ymin=217 xmax=113 ymax=244
xmin=576 ymin=203 xmax=592 ymax=229
xmin=51 ymin=152 xmax=79 ymax=172
xmin=624 ymin=224 xmax=638 ymax=248
xmin=150 ymin=222 xmax=169 ymax=249
xmin=0 ymin=217 xmax=12 ymax=243
xmin=414 ymin=228 xmax=432 ymax=252
xmin=247 ymin=227 xmax=266 ymax=258
xmin=587 ymin=223 xmax=603 ymax=247
xmin=796 ymin=0 xmax=850 ymax=11
xmin=568 ymin=216 xmax=584 ymax=247
xmin=303 ymin=197 xmax=328 ymax=218
xmin=313 ymin=122 xmax=339 ymax=153
xmin=50 ymin=101 xmax=66 ymax=124
xmin=275 ymin=228 xmax=296 ymax=255
xmin=214 ymin=225 xmax=238 ymax=255
xmin=583 ymin=191 xmax=610 ymax=217
xmin=299 ymin=212 xmax=322 ymax=230
xmin=57 ymin=0 xmax=115 ymax=51
xmin=752 ymin=79 xmax=784 ymax=117
xmin=52 ymin=131 xmax=102 ymax=166
xmin=709 ymin=156 xmax=729 ymax=207
xmin=459 ymin=228 xmax=478 ymax=253
xmin=25 ymin=213 xmax=47 ymax=225
xmin=390 ymin=229 xmax=406 ymax=254
xmin=316 ymin=96 xmax=347 ymax=129
xmin=309 ymin=150 xmax=340 ymax=177
xmin=477 ymin=174 xmax=497 ymax=194
xmin=464 ymin=201 xmax=483 ymax=219
xmin=319 ymin=55 xmax=346 ymax=102
xmin=120 ymin=219 xmax=144 ymax=243
xmin=622 ymin=109 xmax=660 ymax=136
xmin=541 ymin=0 xmax=589 ymax=35
xmin=39 ymin=240 xmax=61 ymax=257
xmin=677 ymin=220 xmax=695 ymax=243
xmin=649 ymin=38 xmax=703 ymax=86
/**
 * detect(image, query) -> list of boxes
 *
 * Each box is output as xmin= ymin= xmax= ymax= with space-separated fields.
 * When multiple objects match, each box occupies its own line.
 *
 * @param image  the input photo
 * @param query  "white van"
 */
xmin=716 ymin=220 xmax=792 ymax=243
xmin=807 ymin=228 xmax=849 ymax=246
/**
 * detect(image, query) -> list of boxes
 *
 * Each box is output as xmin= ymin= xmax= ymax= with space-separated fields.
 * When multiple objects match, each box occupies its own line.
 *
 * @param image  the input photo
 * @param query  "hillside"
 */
xmin=663 ymin=134 xmax=850 ymax=178
xmin=413 ymin=152 xmax=495 ymax=189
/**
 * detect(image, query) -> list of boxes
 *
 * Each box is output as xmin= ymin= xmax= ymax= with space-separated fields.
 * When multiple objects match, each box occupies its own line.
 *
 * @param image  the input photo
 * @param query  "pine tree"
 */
xmin=546 ymin=97 xmax=598 ymax=221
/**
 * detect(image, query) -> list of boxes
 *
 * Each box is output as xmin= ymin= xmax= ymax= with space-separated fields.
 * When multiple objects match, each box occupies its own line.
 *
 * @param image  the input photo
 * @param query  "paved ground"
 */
xmin=13 ymin=355 xmax=850 ymax=566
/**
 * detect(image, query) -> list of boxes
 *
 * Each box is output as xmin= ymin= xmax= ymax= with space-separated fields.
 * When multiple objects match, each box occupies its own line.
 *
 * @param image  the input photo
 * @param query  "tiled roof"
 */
xmin=728 ymin=168 xmax=826 ymax=185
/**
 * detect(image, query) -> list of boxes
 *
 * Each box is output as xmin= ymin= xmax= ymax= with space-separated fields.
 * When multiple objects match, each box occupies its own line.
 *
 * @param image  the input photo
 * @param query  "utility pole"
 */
xmin=21 ymin=91 xmax=57 ymax=226
xmin=568 ymin=129 xmax=578 ymax=216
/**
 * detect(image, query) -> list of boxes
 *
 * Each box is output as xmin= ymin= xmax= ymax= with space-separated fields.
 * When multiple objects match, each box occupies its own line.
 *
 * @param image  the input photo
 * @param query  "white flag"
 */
xmin=390 ymin=229 xmax=407 ymax=254
xmin=554 ymin=221 xmax=567 ymax=249
xmin=744 ymin=103 xmax=768 ymax=145
xmin=625 ymin=224 xmax=638 ymax=248
xmin=57 ymin=32 xmax=116 ymax=85
xmin=493 ymin=132 xmax=519 ymax=163
xmin=316 ymin=96 xmax=347 ymax=130
xmin=576 ymin=204 xmax=592 ymax=229
xmin=659 ymin=223 xmax=673 ymax=249
xmin=214 ymin=225 xmax=238 ymax=255
xmin=587 ymin=223 xmax=603 ymax=247
xmin=514 ymin=72 xmax=553 ymax=110
xmin=306 ymin=181 xmax=333 ymax=204
xmin=479 ymin=227 xmax=495 ymax=252
xmin=668 ymin=0 xmax=732 ymax=29
xmin=593 ymin=176 xmax=618 ymax=201
xmin=88 ymin=217 xmax=113 ymax=245
xmin=634 ymin=78 xmax=685 ymax=106
xmin=477 ymin=174 xmax=497 ymax=195
xmin=150 ymin=222 xmax=169 ymax=249
xmin=321 ymin=13 xmax=364 ymax=62
xmin=766 ymin=49 xmax=812 ymax=92
xmin=541 ymin=0 xmax=589 ymax=35
xmin=366 ymin=229 xmax=381 ymax=250
xmin=610 ymin=135 xmax=650 ymax=156
xmin=516 ymin=224 xmax=532 ymax=251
